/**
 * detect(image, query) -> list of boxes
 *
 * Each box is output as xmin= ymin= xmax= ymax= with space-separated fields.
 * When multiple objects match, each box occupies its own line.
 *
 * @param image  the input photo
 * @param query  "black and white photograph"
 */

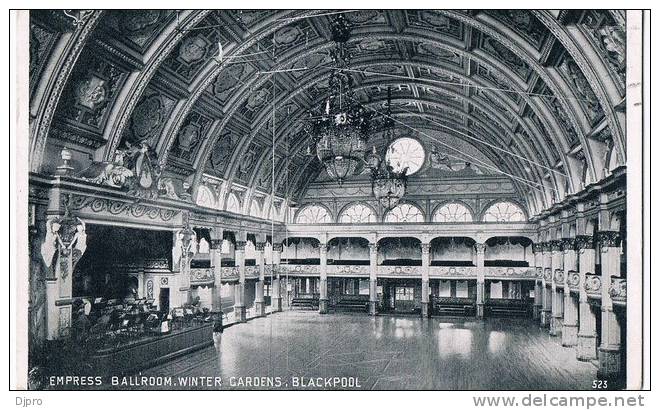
xmin=7 ymin=4 xmax=652 ymax=400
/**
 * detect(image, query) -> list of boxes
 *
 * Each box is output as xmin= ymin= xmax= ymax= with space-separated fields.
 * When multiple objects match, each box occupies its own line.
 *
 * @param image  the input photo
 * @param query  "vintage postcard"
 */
xmin=8 ymin=6 xmax=650 ymax=398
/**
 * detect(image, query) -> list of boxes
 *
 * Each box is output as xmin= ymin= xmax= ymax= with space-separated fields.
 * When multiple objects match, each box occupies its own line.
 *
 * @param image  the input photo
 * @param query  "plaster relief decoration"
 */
xmin=344 ymin=10 xmax=386 ymax=26
xmin=57 ymin=56 xmax=125 ymax=132
xmin=581 ymin=11 xmax=626 ymax=91
xmin=40 ymin=200 xmax=87 ymax=286
xmin=489 ymin=10 xmax=546 ymax=50
xmin=406 ymin=10 xmax=463 ymax=40
xmin=29 ymin=19 xmax=59 ymax=95
xmin=78 ymin=142 xmax=164 ymax=199
xmin=559 ymin=55 xmax=604 ymax=124
xmin=480 ymin=34 xmax=532 ymax=80
xmin=125 ymin=92 xmax=175 ymax=146
xmin=210 ymin=64 xmax=255 ymax=103
xmin=209 ymin=131 xmax=233 ymax=175
xmin=172 ymin=111 xmax=213 ymax=162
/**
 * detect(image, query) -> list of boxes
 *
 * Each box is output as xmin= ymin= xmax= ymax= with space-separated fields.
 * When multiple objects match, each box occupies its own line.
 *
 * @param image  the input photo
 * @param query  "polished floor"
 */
xmin=142 ymin=311 xmax=597 ymax=390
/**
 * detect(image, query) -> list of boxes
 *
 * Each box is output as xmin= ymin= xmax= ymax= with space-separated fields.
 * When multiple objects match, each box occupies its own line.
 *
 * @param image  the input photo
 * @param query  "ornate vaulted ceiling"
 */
xmin=29 ymin=9 xmax=626 ymax=217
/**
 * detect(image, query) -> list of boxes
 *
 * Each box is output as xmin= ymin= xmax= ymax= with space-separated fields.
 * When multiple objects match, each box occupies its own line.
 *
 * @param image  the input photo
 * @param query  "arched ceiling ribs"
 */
xmin=438 ymin=10 xmax=601 ymax=190
xmin=532 ymin=11 xmax=626 ymax=164
xmin=30 ymin=10 xmax=104 ymax=172
xmin=101 ymin=10 xmax=211 ymax=160
xmin=155 ymin=10 xmax=330 ymax=164
xmin=164 ymin=27 xmax=584 ymax=193
xmin=190 ymin=51 xmax=573 ymax=200
xmin=211 ymin=65 xmax=566 ymax=201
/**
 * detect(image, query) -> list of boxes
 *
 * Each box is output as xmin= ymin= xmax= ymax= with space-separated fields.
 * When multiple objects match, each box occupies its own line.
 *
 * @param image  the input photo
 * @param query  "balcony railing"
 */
xmin=276 ymin=264 xmax=319 ymax=275
xmin=584 ymin=274 xmax=602 ymax=298
xmin=566 ymin=270 xmax=580 ymax=292
xmin=327 ymin=265 xmax=369 ymax=276
xmin=609 ymin=277 xmax=627 ymax=306
xmin=378 ymin=265 xmax=419 ymax=276
xmin=190 ymin=268 xmax=214 ymax=286
xmin=429 ymin=266 xmax=476 ymax=278
xmin=484 ymin=267 xmax=536 ymax=279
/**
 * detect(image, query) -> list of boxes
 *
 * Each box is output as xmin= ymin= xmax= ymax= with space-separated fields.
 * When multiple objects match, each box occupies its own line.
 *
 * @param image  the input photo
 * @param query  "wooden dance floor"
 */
xmin=142 ymin=311 xmax=597 ymax=390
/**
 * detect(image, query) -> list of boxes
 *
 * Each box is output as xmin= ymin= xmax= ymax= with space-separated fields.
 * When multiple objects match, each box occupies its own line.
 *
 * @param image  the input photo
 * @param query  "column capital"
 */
xmin=597 ymin=231 xmax=621 ymax=249
xmin=255 ymin=242 xmax=266 ymax=252
xmin=575 ymin=235 xmax=595 ymax=250
xmin=319 ymin=243 xmax=328 ymax=253
xmin=272 ymin=243 xmax=283 ymax=253
xmin=553 ymin=269 xmax=565 ymax=284
xmin=421 ymin=243 xmax=431 ymax=254
xmin=549 ymin=240 xmax=562 ymax=252
xmin=532 ymin=243 xmax=542 ymax=253
xmin=209 ymin=239 xmax=223 ymax=250
xmin=474 ymin=243 xmax=486 ymax=254
xmin=561 ymin=237 xmax=577 ymax=252
xmin=235 ymin=241 xmax=247 ymax=251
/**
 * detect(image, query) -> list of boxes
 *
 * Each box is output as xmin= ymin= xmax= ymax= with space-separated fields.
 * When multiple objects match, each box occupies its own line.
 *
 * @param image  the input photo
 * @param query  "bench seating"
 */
xmin=431 ymin=297 xmax=476 ymax=316
xmin=485 ymin=299 xmax=532 ymax=317
xmin=291 ymin=297 xmax=319 ymax=310
xmin=333 ymin=295 xmax=369 ymax=312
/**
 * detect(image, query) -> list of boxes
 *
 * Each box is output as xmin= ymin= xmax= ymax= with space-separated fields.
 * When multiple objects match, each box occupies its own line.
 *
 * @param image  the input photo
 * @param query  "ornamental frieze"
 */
xmin=327 ymin=265 xmax=369 ymax=275
xmin=190 ymin=268 xmax=215 ymax=286
xmin=68 ymin=195 xmax=179 ymax=222
xmin=484 ymin=267 xmax=536 ymax=278
xmin=429 ymin=266 xmax=477 ymax=277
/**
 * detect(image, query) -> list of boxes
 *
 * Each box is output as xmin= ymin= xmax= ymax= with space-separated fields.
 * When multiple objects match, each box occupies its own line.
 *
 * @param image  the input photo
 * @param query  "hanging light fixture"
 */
xmin=306 ymin=15 xmax=371 ymax=185
xmin=367 ymin=87 xmax=408 ymax=211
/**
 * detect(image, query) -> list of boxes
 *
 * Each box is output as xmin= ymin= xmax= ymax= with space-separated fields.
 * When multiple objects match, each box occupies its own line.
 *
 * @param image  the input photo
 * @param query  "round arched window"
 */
xmin=482 ymin=201 xmax=526 ymax=222
xmin=384 ymin=203 xmax=424 ymax=223
xmin=295 ymin=205 xmax=332 ymax=224
xmin=433 ymin=202 xmax=473 ymax=223
xmin=339 ymin=203 xmax=376 ymax=223
xmin=385 ymin=137 xmax=425 ymax=175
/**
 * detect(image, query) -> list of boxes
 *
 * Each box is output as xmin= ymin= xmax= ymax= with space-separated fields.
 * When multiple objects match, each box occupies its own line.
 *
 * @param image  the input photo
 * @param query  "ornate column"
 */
xmin=40 ymin=210 xmax=87 ymax=340
xmin=254 ymin=241 xmax=267 ymax=317
xmin=576 ymin=234 xmax=598 ymax=361
xmin=550 ymin=240 xmax=564 ymax=336
xmin=209 ymin=230 xmax=224 ymax=331
xmin=561 ymin=238 xmax=579 ymax=347
xmin=532 ymin=244 xmax=543 ymax=320
xmin=368 ymin=243 xmax=378 ymax=316
xmin=475 ymin=243 xmax=486 ymax=318
xmin=598 ymin=231 xmax=623 ymax=379
xmin=420 ymin=243 xmax=431 ymax=319
xmin=271 ymin=243 xmax=283 ymax=312
xmin=540 ymin=243 xmax=552 ymax=327
xmin=319 ymin=243 xmax=329 ymax=314
xmin=172 ymin=220 xmax=196 ymax=308
xmin=234 ymin=240 xmax=247 ymax=322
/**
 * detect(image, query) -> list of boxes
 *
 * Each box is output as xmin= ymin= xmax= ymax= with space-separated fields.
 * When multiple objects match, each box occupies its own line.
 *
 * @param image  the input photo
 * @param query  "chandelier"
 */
xmin=366 ymin=88 xmax=408 ymax=211
xmin=306 ymin=15 xmax=371 ymax=185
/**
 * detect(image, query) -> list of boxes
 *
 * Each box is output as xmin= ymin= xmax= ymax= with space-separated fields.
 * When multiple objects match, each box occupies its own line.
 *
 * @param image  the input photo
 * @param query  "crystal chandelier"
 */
xmin=306 ymin=15 xmax=371 ymax=185
xmin=366 ymin=87 xmax=408 ymax=211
